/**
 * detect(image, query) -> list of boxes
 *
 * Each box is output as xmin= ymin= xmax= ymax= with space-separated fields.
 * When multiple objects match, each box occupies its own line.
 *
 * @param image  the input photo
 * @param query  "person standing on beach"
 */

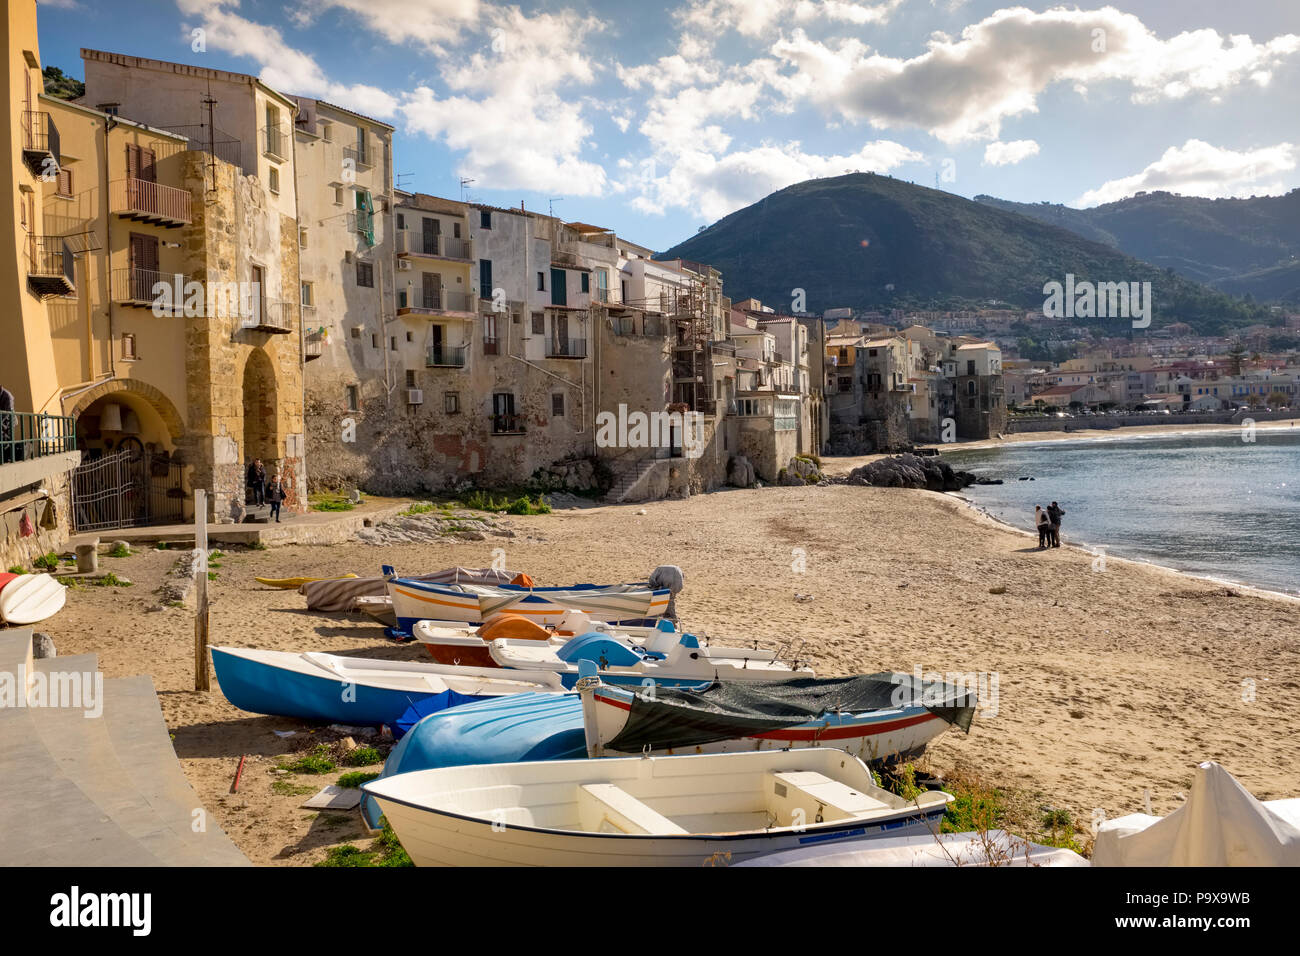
xmin=266 ymin=473 xmax=286 ymax=523
xmin=1035 ymin=506 xmax=1050 ymax=549
xmin=1047 ymin=501 xmax=1065 ymax=548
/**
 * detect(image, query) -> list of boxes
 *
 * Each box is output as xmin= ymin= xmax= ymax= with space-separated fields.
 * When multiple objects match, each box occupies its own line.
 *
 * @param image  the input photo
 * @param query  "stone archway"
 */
xmin=68 ymin=378 xmax=186 ymax=443
xmin=241 ymin=348 xmax=280 ymax=467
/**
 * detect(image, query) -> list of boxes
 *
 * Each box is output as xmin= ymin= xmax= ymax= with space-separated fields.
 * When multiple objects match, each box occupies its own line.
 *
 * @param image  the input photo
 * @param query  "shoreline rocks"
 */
xmin=838 ymin=453 xmax=978 ymax=492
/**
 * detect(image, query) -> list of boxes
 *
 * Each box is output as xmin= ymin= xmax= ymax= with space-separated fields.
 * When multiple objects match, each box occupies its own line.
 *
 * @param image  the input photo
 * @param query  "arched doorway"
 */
xmin=242 ymin=348 xmax=279 ymax=469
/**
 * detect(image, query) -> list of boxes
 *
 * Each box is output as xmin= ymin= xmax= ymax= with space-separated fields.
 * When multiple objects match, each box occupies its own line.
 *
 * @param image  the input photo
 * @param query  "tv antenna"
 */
xmin=459 ymin=177 xmax=475 ymax=202
xmin=548 ymin=197 xmax=563 ymax=218
xmin=395 ymin=172 xmax=413 ymax=190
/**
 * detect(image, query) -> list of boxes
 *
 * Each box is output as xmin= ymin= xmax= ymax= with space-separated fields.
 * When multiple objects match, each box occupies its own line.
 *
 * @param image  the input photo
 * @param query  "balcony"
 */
xmin=482 ymin=335 xmax=500 ymax=356
xmin=0 ymin=411 xmax=76 ymax=465
xmin=241 ymin=299 xmax=295 ymax=334
xmin=395 ymin=230 xmax=472 ymax=261
xmin=21 ymin=110 xmax=60 ymax=178
xmin=304 ymin=330 xmax=324 ymax=361
xmin=261 ymin=123 xmax=289 ymax=163
xmin=349 ymin=209 xmax=374 ymax=236
xmin=113 ymin=268 xmax=191 ymax=310
xmin=490 ymin=413 xmax=525 ymax=435
xmin=344 ymin=143 xmax=373 ymax=170
xmin=26 ymin=236 xmax=74 ymax=298
xmin=397 ymin=290 xmax=475 ymax=316
xmin=546 ymin=337 xmax=588 ymax=359
xmin=426 ymin=345 xmax=467 ymax=368
xmin=110 ymin=178 xmax=193 ymax=228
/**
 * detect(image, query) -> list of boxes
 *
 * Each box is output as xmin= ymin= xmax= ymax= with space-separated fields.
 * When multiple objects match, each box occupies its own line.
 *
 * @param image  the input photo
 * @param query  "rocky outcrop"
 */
xmin=777 ymin=456 xmax=824 ymax=486
xmin=727 ymin=455 xmax=756 ymax=488
xmin=527 ymin=457 xmax=604 ymax=495
xmin=841 ymin=454 xmax=976 ymax=491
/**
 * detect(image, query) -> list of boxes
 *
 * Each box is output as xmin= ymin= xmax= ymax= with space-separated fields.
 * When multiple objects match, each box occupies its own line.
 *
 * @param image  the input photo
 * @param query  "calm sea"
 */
xmin=946 ymin=428 xmax=1300 ymax=597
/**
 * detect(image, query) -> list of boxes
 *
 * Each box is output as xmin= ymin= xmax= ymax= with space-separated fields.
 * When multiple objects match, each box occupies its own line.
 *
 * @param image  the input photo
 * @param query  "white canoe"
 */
xmin=0 ymin=573 xmax=67 ymax=625
xmin=362 ymin=748 xmax=953 ymax=867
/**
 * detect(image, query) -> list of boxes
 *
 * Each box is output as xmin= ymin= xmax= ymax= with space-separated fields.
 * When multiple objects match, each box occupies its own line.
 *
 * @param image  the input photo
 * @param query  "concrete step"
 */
xmin=0 ymin=638 xmax=163 ymax=866
xmin=101 ymin=676 xmax=249 ymax=866
xmin=29 ymin=657 xmax=213 ymax=866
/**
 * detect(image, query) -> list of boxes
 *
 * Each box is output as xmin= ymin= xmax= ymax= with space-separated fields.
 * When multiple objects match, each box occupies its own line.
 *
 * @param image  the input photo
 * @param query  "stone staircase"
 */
xmin=605 ymin=457 xmax=659 ymax=503
xmin=0 ymin=628 xmax=248 ymax=866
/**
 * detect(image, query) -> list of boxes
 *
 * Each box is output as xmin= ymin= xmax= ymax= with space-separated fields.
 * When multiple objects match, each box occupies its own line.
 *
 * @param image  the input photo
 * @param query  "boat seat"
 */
xmin=769 ymin=771 xmax=891 ymax=823
xmin=578 ymin=783 xmax=688 ymax=836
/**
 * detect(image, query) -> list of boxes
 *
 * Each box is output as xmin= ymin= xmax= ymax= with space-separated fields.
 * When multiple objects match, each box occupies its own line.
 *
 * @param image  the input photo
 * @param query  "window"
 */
xmin=97 ymin=103 xmax=120 ymax=116
xmin=397 ymin=290 xmax=407 ymax=309
xmin=405 ymin=331 xmax=413 ymax=343
xmin=453 ymin=222 xmax=461 ymax=239
xmin=268 ymin=167 xmax=280 ymax=194
xmin=444 ymin=392 xmax=459 ymax=415
xmin=333 ymin=186 xmax=343 ymax=205
xmin=346 ymin=385 xmax=359 ymax=411
xmin=537 ymin=272 xmax=545 ymax=291
xmin=300 ymin=281 xmax=313 ymax=306
xmin=356 ymin=261 xmax=374 ymax=287
xmin=580 ymin=272 xmax=589 ymax=293
xmin=480 ymin=210 xmax=491 ymax=229
xmin=350 ymin=327 xmax=361 ymax=339
xmin=298 ymin=227 xmax=307 ymax=247
xmin=121 ymin=333 xmax=137 ymax=359
xmin=478 ymin=259 xmax=492 ymax=298
xmin=371 ymin=333 xmax=379 ymax=348
xmin=967 ymin=381 xmax=976 ymax=395
xmin=390 ymin=336 xmax=397 ymax=351
xmin=552 ymin=393 xmax=565 ymax=417
xmin=56 ymin=167 xmax=72 ymax=197
xmin=321 ymin=121 xmax=332 ymax=142
xmin=396 ymin=213 xmax=405 ymax=230
xmin=531 ymin=312 xmax=545 ymax=335
xmin=405 ymin=370 xmax=416 ymax=388
xmin=967 ymin=360 xmax=976 ymax=375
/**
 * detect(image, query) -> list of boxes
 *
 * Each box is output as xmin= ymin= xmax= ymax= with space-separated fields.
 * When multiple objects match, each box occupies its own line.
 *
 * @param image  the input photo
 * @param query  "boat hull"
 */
xmin=210 ymin=647 xmax=476 ymax=726
xmin=369 ymin=795 xmax=948 ymax=866
xmin=388 ymin=578 xmax=671 ymax=633
xmin=425 ymin=642 xmax=498 ymax=668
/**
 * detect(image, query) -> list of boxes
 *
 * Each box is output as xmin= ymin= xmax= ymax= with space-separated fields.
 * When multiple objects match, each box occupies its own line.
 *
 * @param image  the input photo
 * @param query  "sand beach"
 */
xmin=32 ymin=466 xmax=1300 ymax=865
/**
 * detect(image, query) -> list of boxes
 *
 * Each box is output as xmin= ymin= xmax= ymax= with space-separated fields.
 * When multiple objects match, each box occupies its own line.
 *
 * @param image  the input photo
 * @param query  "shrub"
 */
xmin=107 ymin=542 xmax=131 ymax=558
xmin=280 ymin=745 xmax=336 ymax=775
xmin=337 ymin=770 xmax=381 ymax=788
xmin=343 ymin=746 xmax=383 ymax=766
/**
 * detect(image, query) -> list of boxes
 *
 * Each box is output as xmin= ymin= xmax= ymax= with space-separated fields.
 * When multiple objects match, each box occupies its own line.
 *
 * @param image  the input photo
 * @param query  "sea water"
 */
xmin=947 ymin=428 xmax=1300 ymax=596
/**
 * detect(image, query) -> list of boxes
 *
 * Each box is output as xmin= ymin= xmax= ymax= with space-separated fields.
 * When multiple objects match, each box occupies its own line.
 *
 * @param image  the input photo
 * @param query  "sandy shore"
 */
xmin=34 ymin=483 xmax=1300 ymax=865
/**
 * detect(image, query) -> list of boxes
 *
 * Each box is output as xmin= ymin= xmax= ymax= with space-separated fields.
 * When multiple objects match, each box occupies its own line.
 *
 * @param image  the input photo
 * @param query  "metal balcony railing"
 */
xmin=399 ymin=290 xmax=474 ymax=314
xmin=21 ymin=110 xmax=60 ymax=177
xmin=304 ymin=330 xmax=324 ymax=360
xmin=546 ymin=337 xmax=588 ymax=359
xmin=344 ymin=143 xmax=373 ymax=169
xmin=490 ymin=413 xmax=524 ymax=435
xmin=113 ymin=268 xmax=190 ymax=308
xmin=27 ymin=236 xmax=74 ymax=297
xmin=349 ymin=209 xmax=374 ymax=236
xmin=426 ymin=345 xmax=467 ymax=368
xmin=261 ymin=123 xmax=288 ymax=161
xmin=395 ymin=230 xmax=473 ymax=260
xmin=0 ymin=411 xmax=76 ymax=464
xmin=111 ymin=178 xmax=193 ymax=226
xmin=242 ymin=299 xmax=295 ymax=333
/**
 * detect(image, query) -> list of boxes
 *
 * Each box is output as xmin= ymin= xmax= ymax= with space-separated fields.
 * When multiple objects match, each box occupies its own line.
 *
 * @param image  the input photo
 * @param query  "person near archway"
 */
xmin=266 ymin=472 xmax=286 ymax=523
xmin=246 ymin=458 xmax=266 ymax=506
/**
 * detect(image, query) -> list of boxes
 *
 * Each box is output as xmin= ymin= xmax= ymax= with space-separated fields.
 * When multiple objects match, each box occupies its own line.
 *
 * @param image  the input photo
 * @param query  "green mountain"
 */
xmin=975 ymin=190 xmax=1300 ymax=303
xmin=42 ymin=66 xmax=85 ymax=101
xmin=657 ymin=173 xmax=1272 ymax=335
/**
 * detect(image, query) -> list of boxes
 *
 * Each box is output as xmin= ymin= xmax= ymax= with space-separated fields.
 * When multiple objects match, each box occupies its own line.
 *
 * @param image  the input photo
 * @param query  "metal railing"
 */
xmin=242 ymin=299 xmax=295 ymax=333
xmin=426 ymin=345 xmax=467 ymax=368
xmin=21 ymin=110 xmax=59 ymax=159
xmin=113 ymin=268 xmax=190 ymax=307
xmin=157 ymin=123 xmax=242 ymax=168
xmin=110 ymin=178 xmax=193 ymax=224
xmin=349 ymin=209 xmax=374 ymax=235
xmin=395 ymin=230 xmax=472 ymax=260
xmin=304 ymin=330 xmax=324 ymax=359
xmin=546 ymin=337 xmax=588 ymax=359
xmin=593 ymin=287 xmax=617 ymax=304
xmin=262 ymin=123 xmax=288 ymax=161
xmin=490 ymin=413 xmax=524 ymax=434
xmin=0 ymin=411 xmax=76 ymax=464
xmin=344 ymin=143 xmax=373 ymax=169
xmin=27 ymin=236 xmax=74 ymax=291
xmin=400 ymin=290 xmax=474 ymax=314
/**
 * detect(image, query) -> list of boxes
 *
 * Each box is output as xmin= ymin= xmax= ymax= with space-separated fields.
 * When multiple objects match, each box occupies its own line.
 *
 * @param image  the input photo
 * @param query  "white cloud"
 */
xmin=176 ymin=0 xmax=399 ymax=117
xmin=1075 ymin=139 xmax=1298 ymax=206
xmin=289 ymin=0 xmax=480 ymax=54
xmin=676 ymin=0 xmax=902 ymax=40
xmin=983 ymin=139 xmax=1039 ymax=166
xmin=626 ymin=139 xmax=922 ymax=220
xmin=768 ymin=8 xmax=1300 ymax=143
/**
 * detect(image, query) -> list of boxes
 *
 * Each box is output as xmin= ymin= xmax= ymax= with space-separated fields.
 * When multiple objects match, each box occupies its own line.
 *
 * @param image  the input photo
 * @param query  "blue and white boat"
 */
xmin=209 ymin=646 xmax=565 ymax=727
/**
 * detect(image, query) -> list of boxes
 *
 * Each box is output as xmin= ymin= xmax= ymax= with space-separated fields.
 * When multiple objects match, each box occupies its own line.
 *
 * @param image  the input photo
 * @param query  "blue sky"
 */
xmin=35 ymin=0 xmax=1300 ymax=251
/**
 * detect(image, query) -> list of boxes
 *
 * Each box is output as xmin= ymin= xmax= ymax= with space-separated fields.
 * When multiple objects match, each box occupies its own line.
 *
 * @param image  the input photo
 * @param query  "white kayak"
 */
xmin=0 ymin=573 xmax=67 ymax=625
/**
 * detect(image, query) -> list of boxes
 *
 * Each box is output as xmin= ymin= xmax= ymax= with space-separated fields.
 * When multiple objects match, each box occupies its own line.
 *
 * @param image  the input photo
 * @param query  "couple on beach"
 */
xmin=1035 ymin=502 xmax=1064 ymax=549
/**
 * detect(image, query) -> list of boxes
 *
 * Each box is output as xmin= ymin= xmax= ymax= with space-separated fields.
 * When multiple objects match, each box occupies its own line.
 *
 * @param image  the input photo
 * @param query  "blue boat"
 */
xmin=209 ymin=646 xmax=563 ymax=727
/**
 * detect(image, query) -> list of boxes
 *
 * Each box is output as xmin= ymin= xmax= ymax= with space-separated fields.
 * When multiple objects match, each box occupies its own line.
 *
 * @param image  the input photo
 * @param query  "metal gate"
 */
xmin=72 ymin=448 xmax=187 ymax=532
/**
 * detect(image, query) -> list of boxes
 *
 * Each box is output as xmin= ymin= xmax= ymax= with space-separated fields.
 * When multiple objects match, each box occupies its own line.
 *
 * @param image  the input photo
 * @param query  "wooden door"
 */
xmin=129 ymin=233 xmax=158 ymax=300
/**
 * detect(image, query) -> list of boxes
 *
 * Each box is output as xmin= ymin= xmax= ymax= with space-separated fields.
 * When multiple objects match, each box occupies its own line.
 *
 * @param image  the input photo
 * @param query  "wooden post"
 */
xmin=194 ymin=489 xmax=210 ymax=691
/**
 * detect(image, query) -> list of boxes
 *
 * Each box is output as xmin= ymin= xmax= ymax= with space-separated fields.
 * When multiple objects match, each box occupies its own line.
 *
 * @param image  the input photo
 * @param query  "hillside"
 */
xmin=976 ymin=190 xmax=1300 ymax=303
xmin=659 ymin=174 xmax=1268 ymax=334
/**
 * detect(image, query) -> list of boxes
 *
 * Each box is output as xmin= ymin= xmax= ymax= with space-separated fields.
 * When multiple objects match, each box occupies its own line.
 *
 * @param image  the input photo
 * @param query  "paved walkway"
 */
xmin=69 ymin=496 xmax=414 ymax=549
